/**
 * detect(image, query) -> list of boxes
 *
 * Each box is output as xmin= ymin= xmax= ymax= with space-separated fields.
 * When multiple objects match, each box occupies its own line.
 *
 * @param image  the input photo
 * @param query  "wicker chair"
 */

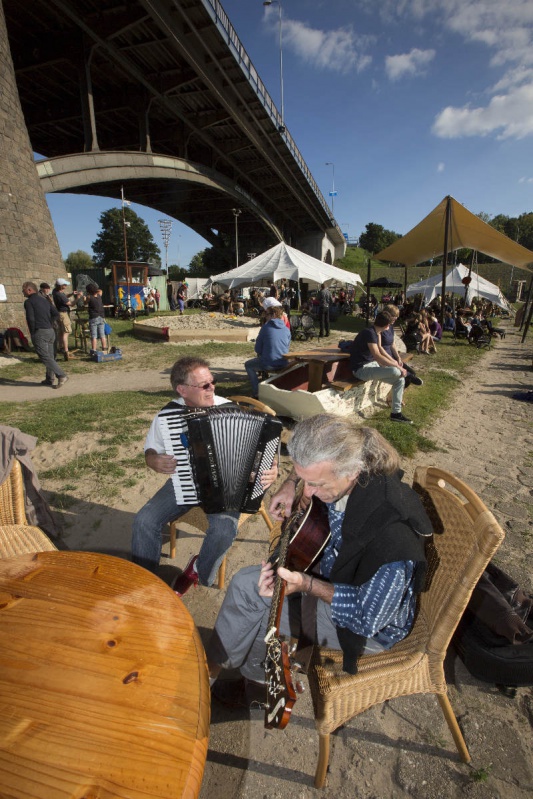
xmin=168 ymin=396 xmax=277 ymax=589
xmin=0 ymin=459 xmax=57 ymax=558
xmin=308 ymin=466 xmax=505 ymax=789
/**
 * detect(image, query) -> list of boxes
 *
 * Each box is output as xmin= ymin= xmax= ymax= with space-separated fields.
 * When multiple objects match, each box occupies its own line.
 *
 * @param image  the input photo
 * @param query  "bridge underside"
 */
xmin=5 ymin=0 xmax=345 ymax=261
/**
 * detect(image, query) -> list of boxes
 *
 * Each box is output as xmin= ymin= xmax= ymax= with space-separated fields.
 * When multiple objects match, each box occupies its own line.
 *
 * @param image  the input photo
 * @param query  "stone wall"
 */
xmin=0 ymin=2 xmax=66 ymax=332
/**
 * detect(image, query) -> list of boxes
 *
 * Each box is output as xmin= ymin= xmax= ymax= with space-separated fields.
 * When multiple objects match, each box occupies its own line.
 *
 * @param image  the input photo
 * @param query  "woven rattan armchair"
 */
xmin=168 ymin=396 xmax=277 ymax=589
xmin=308 ymin=466 xmax=505 ymax=789
xmin=0 ymin=459 xmax=57 ymax=558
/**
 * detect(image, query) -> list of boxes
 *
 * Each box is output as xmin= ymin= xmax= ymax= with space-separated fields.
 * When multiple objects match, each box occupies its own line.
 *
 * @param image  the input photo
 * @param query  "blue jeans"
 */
xmin=245 ymin=356 xmax=278 ymax=396
xmin=355 ymin=362 xmax=405 ymax=414
xmin=131 ymin=478 xmax=239 ymax=585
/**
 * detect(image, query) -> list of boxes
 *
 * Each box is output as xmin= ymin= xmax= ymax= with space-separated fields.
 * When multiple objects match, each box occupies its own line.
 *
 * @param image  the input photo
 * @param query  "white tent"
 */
xmin=210 ymin=242 xmax=362 ymax=289
xmin=406 ymin=264 xmax=511 ymax=310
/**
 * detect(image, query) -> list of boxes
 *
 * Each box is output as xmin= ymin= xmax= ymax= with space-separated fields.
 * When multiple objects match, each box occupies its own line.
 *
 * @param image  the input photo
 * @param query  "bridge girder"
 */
xmin=4 ymin=0 xmax=346 ymax=258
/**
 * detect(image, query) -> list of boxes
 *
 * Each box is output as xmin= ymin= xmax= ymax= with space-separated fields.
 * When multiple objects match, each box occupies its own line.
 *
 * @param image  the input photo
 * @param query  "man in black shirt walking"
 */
xmin=22 ymin=282 xmax=68 ymax=389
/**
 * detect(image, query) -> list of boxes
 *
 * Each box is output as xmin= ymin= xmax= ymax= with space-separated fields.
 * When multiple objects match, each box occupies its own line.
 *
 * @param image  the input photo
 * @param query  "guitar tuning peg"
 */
xmin=295 ymin=681 xmax=305 ymax=694
xmin=292 ymin=661 xmax=303 ymax=672
xmin=289 ymin=643 xmax=298 ymax=655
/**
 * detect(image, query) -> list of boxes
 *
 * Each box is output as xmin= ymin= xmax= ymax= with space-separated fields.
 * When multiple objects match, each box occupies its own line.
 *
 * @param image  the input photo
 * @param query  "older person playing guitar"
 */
xmin=206 ymin=414 xmax=432 ymax=719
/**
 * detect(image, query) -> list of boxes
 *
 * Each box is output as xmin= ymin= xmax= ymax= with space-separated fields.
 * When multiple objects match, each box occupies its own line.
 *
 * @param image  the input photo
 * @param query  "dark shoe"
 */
xmin=391 ymin=412 xmax=413 ymax=424
xmin=172 ymin=555 xmax=199 ymax=597
xmin=405 ymin=374 xmax=423 ymax=388
xmin=63 ymin=351 xmax=70 ymax=361
xmin=212 ymin=677 xmax=266 ymax=709
xmin=53 ymin=376 xmax=69 ymax=389
xmin=41 ymin=379 xmax=54 ymax=386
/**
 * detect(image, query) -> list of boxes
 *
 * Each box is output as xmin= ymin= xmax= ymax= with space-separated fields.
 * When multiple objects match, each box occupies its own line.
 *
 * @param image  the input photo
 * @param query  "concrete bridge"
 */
xmin=4 ymin=0 xmax=345 ymax=263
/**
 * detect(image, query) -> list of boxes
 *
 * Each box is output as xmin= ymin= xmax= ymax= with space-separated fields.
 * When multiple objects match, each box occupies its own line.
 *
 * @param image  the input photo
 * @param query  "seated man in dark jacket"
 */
xmin=206 ymin=414 xmax=431 ymax=706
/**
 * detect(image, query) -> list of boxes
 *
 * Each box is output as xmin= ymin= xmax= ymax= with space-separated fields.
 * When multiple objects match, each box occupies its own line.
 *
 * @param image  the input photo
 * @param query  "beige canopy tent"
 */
xmin=374 ymin=196 xmax=533 ymax=271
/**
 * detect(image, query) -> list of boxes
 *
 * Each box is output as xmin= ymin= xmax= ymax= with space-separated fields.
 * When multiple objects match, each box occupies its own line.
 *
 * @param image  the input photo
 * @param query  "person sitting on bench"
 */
xmin=349 ymin=312 xmax=415 ymax=424
xmin=244 ymin=305 xmax=291 ymax=399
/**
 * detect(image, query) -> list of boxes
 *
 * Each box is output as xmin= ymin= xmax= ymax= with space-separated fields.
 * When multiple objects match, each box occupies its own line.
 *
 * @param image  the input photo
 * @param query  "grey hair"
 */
xmin=170 ymin=357 xmax=211 ymax=391
xmin=287 ymin=414 xmax=399 ymax=478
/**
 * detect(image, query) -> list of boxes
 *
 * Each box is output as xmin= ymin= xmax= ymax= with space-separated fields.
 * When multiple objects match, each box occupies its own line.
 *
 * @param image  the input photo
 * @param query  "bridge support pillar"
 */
xmin=0 ymin=1 xmax=66 ymax=331
xmin=295 ymin=232 xmax=346 ymax=267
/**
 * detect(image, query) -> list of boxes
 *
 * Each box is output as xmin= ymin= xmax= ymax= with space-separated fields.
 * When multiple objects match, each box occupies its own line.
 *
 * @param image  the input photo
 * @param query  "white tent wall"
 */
xmin=210 ymin=242 xmax=362 ymax=290
xmin=406 ymin=264 xmax=511 ymax=310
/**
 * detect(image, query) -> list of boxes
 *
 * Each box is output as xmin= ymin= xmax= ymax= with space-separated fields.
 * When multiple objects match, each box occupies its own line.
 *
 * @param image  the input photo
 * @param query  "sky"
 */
xmin=45 ymin=0 xmax=533 ymax=267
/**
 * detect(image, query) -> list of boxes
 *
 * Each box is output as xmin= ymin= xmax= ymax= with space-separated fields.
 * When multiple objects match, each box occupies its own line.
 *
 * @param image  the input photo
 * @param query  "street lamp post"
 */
xmin=325 ymin=162 xmax=336 ymax=214
xmin=263 ymin=0 xmax=285 ymax=132
xmin=232 ymin=208 xmax=242 ymax=268
xmin=158 ymin=218 xmax=173 ymax=273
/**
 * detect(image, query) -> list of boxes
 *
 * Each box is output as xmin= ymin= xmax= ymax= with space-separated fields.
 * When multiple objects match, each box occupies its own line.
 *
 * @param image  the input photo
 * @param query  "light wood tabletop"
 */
xmin=0 ymin=551 xmax=210 ymax=799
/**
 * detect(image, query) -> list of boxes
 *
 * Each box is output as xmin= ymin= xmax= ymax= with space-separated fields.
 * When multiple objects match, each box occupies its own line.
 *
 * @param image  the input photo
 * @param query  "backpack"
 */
xmin=453 ymin=562 xmax=533 ymax=688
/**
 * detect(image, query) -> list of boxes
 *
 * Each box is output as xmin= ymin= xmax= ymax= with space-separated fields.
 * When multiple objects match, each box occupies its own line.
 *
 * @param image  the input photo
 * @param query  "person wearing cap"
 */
xmin=38 ymin=283 xmax=54 ymax=305
xmin=244 ymin=304 xmax=291 ymax=399
xmin=22 ymin=281 xmax=68 ymax=388
xmin=261 ymin=296 xmax=290 ymax=330
xmin=52 ymin=278 xmax=74 ymax=360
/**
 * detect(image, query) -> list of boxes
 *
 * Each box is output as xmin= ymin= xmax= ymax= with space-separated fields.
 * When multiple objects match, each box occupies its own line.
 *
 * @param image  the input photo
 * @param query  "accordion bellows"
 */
xmin=158 ymin=404 xmax=282 ymax=513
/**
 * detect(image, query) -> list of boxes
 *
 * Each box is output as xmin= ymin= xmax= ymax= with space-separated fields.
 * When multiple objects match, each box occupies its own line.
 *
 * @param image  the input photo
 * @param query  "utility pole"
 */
xmin=158 ymin=219 xmax=173 ymax=273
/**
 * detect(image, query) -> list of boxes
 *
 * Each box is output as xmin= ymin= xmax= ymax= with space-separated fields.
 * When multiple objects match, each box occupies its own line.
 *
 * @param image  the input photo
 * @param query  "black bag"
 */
xmin=453 ymin=562 xmax=533 ymax=687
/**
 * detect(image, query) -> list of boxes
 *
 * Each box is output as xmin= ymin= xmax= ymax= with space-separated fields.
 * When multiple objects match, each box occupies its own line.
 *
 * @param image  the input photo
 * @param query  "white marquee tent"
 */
xmin=406 ymin=264 xmax=511 ymax=310
xmin=210 ymin=242 xmax=362 ymax=289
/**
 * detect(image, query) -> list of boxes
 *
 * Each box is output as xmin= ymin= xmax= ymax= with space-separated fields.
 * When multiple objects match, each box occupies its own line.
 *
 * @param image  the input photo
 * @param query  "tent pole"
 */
xmin=520 ymin=276 xmax=533 ymax=338
xmin=440 ymin=196 xmax=452 ymax=325
xmin=366 ymin=258 xmax=371 ymax=324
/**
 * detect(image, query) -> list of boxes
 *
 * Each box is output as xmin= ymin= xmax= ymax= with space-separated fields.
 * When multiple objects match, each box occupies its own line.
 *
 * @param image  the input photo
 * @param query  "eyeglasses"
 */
xmin=184 ymin=379 xmax=217 ymax=390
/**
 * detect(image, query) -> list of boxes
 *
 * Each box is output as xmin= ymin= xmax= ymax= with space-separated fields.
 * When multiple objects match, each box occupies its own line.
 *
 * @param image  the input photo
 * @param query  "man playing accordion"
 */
xmin=131 ymin=356 xmax=278 ymax=596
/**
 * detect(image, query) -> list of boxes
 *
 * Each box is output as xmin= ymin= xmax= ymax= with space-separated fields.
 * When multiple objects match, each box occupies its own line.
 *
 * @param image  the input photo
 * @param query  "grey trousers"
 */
xmin=32 ymin=328 xmax=66 ymax=381
xmin=205 ymin=565 xmax=384 ymax=682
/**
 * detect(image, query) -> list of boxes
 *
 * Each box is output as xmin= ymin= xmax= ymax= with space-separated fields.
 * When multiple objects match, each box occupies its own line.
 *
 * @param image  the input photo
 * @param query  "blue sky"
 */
xmin=46 ymin=0 xmax=533 ymax=267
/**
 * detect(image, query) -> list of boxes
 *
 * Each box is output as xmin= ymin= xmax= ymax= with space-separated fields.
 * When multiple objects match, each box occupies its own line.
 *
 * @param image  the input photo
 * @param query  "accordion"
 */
xmin=157 ymin=403 xmax=282 ymax=514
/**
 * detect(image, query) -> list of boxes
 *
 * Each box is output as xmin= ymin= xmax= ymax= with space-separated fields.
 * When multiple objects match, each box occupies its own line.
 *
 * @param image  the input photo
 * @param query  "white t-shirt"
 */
xmin=144 ymin=395 xmax=231 ymax=453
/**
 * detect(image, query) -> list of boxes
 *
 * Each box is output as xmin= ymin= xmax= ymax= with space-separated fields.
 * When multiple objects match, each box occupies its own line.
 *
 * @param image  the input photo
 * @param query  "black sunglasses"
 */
xmin=184 ymin=378 xmax=218 ymax=390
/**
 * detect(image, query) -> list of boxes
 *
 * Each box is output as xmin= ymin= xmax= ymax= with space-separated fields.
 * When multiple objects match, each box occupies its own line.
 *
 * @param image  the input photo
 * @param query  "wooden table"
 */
xmin=285 ymin=347 xmax=350 ymax=392
xmin=0 ymin=551 xmax=209 ymax=799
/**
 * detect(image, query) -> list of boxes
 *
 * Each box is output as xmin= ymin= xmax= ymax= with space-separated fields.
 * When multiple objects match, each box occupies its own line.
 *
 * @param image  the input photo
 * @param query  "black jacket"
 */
xmin=330 ymin=471 xmax=432 ymax=673
xmin=24 ymin=293 xmax=59 ymax=336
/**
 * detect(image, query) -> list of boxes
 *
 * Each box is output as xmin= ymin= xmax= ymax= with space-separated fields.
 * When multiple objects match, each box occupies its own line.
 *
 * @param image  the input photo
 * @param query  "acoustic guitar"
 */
xmin=264 ymin=496 xmax=330 ymax=729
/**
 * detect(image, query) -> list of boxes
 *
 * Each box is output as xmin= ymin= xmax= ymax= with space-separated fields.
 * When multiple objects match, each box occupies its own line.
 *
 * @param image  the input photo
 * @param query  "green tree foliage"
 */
xmin=92 ymin=207 xmax=161 ymax=266
xmin=359 ymin=223 xmax=402 ymax=254
xmin=64 ymin=250 xmax=94 ymax=270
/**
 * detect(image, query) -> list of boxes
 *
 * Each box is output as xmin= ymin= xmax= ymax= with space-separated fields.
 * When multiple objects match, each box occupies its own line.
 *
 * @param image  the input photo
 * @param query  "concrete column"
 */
xmin=0 ymin=1 xmax=66 ymax=331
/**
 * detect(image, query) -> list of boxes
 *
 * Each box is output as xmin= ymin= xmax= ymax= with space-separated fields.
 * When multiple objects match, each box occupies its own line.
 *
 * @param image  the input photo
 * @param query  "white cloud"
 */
xmin=432 ymin=84 xmax=533 ymax=139
xmin=385 ymin=48 xmax=435 ymax=80
xmin=378 ymin=0 xmax=533 ymax=140
xmin=263 ymin=10 xmax=372 ymax=74
xmin=518 ymin=176 xmax=533 ymax=183
xmin=437 ymin=162 xmax=445 ymax=172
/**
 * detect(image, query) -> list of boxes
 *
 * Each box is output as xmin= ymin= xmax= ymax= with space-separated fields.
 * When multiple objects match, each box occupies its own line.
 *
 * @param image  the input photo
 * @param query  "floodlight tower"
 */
xmin=158 ymin=218 xmax=173 ymax=273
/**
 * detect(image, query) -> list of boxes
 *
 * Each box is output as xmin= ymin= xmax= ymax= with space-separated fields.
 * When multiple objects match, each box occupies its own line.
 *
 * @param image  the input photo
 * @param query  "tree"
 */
xmin=64 ymin=250 xmax=93 ymax=271
xmin=92 ymin=207 xmax=161 ymax=266
xmin=359 ymin=223 xmax=401 ymax=254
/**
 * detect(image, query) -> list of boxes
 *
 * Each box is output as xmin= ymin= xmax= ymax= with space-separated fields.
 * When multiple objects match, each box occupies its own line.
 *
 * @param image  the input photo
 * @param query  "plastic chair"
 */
xmin=168 ymin=397 xmax=277 ymax=589
xmin=0 ymin=459 xmax=57 ymax=558
xmin=308 ymin=466 xmax=505 ymax=788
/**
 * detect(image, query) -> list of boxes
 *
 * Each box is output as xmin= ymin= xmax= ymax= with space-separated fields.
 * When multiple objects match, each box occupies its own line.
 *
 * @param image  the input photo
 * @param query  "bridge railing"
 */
xmin=202 ymin=0 xmax=336 ymax=225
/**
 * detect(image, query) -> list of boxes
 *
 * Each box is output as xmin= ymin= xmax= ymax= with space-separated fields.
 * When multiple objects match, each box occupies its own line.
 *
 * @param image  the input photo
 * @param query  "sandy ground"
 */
xmin=1 ymin=321 xmax=532 ymax=797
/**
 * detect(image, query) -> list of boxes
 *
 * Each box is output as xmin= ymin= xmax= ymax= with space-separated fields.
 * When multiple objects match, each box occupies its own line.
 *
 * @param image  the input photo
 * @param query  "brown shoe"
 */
xmin=211 ymin=677 xmax=266 ymax=709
